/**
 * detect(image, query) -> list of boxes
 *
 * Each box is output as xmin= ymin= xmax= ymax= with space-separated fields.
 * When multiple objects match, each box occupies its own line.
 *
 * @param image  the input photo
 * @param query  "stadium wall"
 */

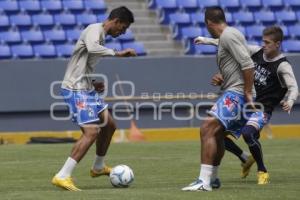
xmin=0 ymin=56 xmax=299 ymax=133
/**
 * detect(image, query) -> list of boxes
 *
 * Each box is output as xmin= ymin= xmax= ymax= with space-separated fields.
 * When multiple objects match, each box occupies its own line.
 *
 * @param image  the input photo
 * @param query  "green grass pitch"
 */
xmin=0 ymin=139 xmax=299 ymax=200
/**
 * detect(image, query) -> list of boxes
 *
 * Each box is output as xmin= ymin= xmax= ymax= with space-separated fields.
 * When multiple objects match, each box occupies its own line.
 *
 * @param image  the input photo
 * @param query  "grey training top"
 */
xmin=62 ymin=23 xmax=115 ymax=90
xmin=217 ymin=27 xmax=256 ymax=96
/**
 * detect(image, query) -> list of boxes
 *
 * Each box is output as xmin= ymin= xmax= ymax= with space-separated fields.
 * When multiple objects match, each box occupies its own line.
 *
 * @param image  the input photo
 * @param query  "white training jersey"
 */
xmin=62 ymin=23 xmax=115 ymax=90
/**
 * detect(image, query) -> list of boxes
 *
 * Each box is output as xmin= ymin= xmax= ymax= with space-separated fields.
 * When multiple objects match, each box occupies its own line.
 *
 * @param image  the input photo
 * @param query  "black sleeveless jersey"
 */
xmin=251 ymin=48 xmax=288 ymax=114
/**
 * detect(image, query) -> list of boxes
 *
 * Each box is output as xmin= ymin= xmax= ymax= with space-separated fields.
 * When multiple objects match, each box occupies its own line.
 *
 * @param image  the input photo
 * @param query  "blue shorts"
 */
xmin=208 ymin=91 xmax=254 ymax=138
xmin=61 ymin=88 xmax=108 ymax=125
xmin=246 ymin=111 xmax=271 ymax=130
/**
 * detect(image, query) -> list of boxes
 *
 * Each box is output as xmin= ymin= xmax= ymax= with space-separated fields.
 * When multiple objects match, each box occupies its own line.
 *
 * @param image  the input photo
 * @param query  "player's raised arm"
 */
xmin=194 ymin=36 xmax=219 ymax=46
xmin=194 ymin=35 xmax=261 ymax=56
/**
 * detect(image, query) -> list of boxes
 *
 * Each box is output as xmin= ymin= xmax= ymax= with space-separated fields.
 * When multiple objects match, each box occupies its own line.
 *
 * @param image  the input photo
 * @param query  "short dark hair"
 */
xmin=108 ymin=6 xmax=134 ymax=24
xmin=263 ymin=26 xmax=283 ymax=42
xmin=204 ymin=6 xmax=226 ymax=24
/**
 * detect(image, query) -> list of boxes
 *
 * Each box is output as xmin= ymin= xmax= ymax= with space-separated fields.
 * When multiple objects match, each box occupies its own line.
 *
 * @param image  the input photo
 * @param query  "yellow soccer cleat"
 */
xmin=241 ymin=155 xmax=255 ymax=178
xmin=90 ymin=165 xmax=112 ymax=178
xmin=257 ymin=171 xmax=270 ymax=185
xmin=51 ymin=176 xmax=82 ymax=191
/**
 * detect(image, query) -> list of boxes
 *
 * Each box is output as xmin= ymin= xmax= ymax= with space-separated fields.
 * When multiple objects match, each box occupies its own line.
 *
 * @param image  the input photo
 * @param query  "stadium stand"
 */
xmin=1 ymin=0 xmax=300 ymax=58
xmin=148 ymin=0 xmax=300 ymax=55
xmin=0 ymin=0 xmax=147 ymax=59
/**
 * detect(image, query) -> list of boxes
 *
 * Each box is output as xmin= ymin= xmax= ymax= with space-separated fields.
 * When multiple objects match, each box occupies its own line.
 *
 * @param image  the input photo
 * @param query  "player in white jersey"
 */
xmin=182 ymin=6 xmax=255 ymax=191
xmin=52 ymin=6 xmax=137 ymax=191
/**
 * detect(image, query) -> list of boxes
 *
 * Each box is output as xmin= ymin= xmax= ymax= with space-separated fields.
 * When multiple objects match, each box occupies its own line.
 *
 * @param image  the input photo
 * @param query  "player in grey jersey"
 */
xmin=194 ymin=26 xmax=298 ymax=185
xmin=52 ymin=6 xmax=137 ymax=191
xmin=182 ymin=6 xmax=255 ymax=191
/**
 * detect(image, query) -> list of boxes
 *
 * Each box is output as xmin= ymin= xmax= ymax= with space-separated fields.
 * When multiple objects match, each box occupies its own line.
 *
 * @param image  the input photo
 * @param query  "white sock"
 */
xmin=92 ymin=155 xmax=105 ymax=170
xmin=199 ymin=164 xmax=213 ymax=186
xmin=56 ymin=157 xmax=77 ymax=178
xmin=241 ymin=151 xmax=250 ymax=162
xmin=211 ymin=165 xmax=219 ymax=182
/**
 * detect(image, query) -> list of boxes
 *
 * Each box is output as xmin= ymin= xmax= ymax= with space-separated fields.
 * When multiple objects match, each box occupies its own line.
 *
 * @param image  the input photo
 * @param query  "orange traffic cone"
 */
xmin=128 ymin=120 xmax=145 ymax=142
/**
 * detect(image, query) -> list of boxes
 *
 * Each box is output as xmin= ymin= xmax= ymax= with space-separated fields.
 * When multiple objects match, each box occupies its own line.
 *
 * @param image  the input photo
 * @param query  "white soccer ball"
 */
xmin=109 ymin=165 xmax=134 ymax=188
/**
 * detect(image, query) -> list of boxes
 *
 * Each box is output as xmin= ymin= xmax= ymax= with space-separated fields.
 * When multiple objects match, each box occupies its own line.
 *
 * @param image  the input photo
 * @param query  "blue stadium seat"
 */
xmin=0 ymin=15 xmax=10 ymax=29
xmin=62 ymin=0 xmax=84 ymax=13
xmin=148 ymin=0 xmax=157 ymax=9
xmin=279 ymin=25 xmax=289 ymax=38
xmin=288 ymin=24 xmax=300 ymax=38
xmin=233 ymin=11 xmax=255 ymax=25
xmin=0 ymin=31 xmax=21 ymax=44
xmin=170 ymin=13 xmax=191 ymax=26
xmin=41 ymin=0 xmax=62 ymax=13
xmin=98 ymin=14 xmax=108 ymax=22
xmin=169 ymin=13 xmax=192 ymax=37
xmin=19 ymin=0 xmax=41 ymax=14
xmin=32 ymin=14 xmax=54 ymax=28
xmin=225 ymin=12 xmax=234 ymax=25
xmin=190 ymin=12 xmax=205 ymax=26
xmin=10 ymin=14 xmax=32 ymax=28
xmin=11 ymin=44 xmax=34 ymax=59
xmin=219 ymin=0 xmax=240 ymax=12
xmin=235 ymin=25 xmax=246 ymax=35
xmin=177 ymin=0 xmax=198 ymax=13
xmin=248 ymin=40 xmax=261 ymax=46
xmin=297 ymin=11 xmax=300 ymax=20
xmin=246 ymin=25 xmax=265 ymax=39
xmin=122 ymin=42 xmax=147 ymax=56
xmin=0 ymin=45 xmax=11 ymax=59
xmin=76 ymin=13 xmax=97 ymax=26
xmin=43 ymin=29 xmax=66 ymax=43
xmin=197 ymin=0 xmax=218 ymax=9
xmin=282 ymin=40 xmax=300 ymax=52
xmin=54 ymin=13 xmax=76 ymax=27
xmin=34 ymin=44 xmax=57 ymax=58
xmin=184 ymin=40 xmax=195 ymax=54
xmin=181 ymin=27 xmax=202 ymax=40
xmin=56 ymin=44 xmax=74 ymax=57
xmin=0 ymin=1 xmax=19 ymax=14
xmin=21 ymin=30 xmax=44 ymax=44
xmin=240 ymin=0 xmax=262 ymax=11
xmin=284 ymin=0 xmax=300 ymax=9
xmin=84 ymin=0 xmax=107 ymax=13
xmin=156 ymin=0 xmax=178 ymax=24
xmin=202 ymin=27 xmax=212 ymax=37
xmin=117 ymin=30 xmax=135 ymax=42
xmin=66 ymin=29 xmax=82 ymax=42
xmin=195 ymin=45 xmax=217 ymax=55
xmin=105 ymin=42 xmax=122 ymax=51
xmin=254 ymin=10 xmax=276 ymax=25
xmin=275 ymin=10 xmax=297 ymax=24
xmin=262 ymin=0 xmax=283 ymax=10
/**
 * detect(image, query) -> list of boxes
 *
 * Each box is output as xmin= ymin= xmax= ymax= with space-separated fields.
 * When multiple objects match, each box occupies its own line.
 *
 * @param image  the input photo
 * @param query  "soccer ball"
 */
xmin=109 ymin=165 xmax=134 ymax=188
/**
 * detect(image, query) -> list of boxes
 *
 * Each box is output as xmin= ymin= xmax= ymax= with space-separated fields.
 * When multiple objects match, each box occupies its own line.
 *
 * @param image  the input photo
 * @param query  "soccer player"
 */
xmin=195 ymin=26 xmax=299 ymax=184
xmin=51 ymin=6 xmax=137 ymax=191
xmin=182 ymin=6 xmax=255 ymax=191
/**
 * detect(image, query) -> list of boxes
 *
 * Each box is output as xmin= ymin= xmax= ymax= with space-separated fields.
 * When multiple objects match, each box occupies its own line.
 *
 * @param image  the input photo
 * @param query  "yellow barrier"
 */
xmin=0 ymin=124 xmax=299 ymax=144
